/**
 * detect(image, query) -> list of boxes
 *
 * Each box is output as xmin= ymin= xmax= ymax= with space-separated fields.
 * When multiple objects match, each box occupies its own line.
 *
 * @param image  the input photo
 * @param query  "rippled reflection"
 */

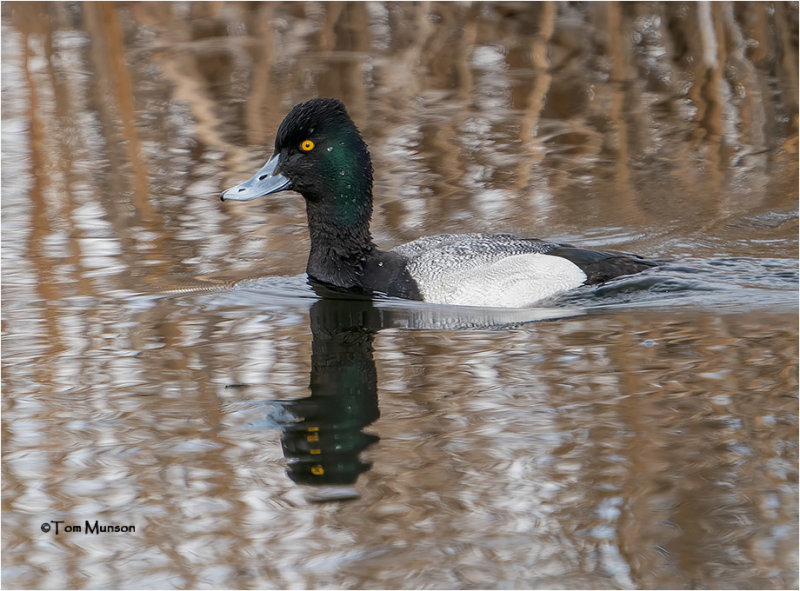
xmin=2 ymin=2 xmax=797 ymax=589
xmin=275 ymin=297 xmax=382 ymax=490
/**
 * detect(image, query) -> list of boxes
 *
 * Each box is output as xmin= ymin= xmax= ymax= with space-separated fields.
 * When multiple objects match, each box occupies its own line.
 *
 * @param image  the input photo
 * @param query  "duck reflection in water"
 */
xmin=246 ymin=280 xmax=579 ymax=489
xmin=276 ymin=292 xmax=381 ymax=486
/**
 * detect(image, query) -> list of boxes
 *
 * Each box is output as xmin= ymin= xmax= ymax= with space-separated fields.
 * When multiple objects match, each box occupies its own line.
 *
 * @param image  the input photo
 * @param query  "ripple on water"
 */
xmin=2 ymin=2 xmax=798 ymax=587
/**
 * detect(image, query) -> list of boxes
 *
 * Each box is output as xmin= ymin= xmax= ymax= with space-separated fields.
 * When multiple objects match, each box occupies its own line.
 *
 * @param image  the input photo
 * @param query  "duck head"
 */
xmin=221 ymin=98 xmax=374 ymax=230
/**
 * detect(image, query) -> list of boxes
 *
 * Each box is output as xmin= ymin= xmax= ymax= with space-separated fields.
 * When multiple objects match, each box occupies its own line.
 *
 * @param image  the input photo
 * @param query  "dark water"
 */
xmin=2 ymin=2 xmax=798 ymax=589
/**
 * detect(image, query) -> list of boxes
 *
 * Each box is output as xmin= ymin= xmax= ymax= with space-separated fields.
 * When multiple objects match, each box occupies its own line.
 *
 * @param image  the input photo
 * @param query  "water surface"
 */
xmin=2 ymin=2 xmax=797 ymax=589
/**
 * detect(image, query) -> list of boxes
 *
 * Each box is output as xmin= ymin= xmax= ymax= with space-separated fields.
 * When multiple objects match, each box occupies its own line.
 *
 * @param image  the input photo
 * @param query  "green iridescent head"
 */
xmin=222 ymin=98 xmax=373 ymax=228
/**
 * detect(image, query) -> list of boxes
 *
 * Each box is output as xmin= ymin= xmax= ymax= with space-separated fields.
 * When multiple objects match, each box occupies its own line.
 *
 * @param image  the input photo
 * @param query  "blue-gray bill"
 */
xmin=220 ymin=154 xmax=292 ymax=201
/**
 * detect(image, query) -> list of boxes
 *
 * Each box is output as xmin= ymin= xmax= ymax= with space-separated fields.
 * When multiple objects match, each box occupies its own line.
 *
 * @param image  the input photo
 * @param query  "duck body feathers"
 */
xmin=386 ymin=233 xmax=653 ymax=307
xmin=339 ymin=233 xmax=653 ymax=308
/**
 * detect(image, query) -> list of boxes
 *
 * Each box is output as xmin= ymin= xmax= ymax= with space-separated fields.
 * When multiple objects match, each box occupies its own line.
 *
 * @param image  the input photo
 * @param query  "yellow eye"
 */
xmin=300 ymin=139 xmax=315 ymax=152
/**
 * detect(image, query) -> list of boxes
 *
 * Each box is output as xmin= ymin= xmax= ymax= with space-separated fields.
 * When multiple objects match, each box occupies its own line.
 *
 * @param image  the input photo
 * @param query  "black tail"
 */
xmin=547 ymin=246 xmax=657 ymax=285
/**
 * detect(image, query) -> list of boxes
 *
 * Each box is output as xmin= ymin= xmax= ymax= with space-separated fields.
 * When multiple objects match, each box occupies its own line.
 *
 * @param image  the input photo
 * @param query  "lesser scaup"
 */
xmin=221 ymin=98 xmax=654 ymax=307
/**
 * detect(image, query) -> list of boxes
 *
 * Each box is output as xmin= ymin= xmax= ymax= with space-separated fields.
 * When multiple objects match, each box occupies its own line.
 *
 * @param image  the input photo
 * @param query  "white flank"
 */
xmin=411 ymin=253 xmax=587 ymax=308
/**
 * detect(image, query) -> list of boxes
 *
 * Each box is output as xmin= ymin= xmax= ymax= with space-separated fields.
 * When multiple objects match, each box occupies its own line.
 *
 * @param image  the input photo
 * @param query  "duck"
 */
xmin=221 ymin=98 xmax=655 ymax=308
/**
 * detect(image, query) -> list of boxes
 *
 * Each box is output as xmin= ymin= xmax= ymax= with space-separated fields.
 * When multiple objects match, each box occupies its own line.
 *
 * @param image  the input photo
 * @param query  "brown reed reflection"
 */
xmin=6 ymin=2 xmax=796 ymax=297
xmin=2 ymin=4 xmax=797 ymax=586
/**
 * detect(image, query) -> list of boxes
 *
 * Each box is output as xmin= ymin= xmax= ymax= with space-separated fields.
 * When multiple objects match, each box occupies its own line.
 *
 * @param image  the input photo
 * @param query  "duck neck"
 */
xmin=304 ymin=190 xmax=377 ymax=289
